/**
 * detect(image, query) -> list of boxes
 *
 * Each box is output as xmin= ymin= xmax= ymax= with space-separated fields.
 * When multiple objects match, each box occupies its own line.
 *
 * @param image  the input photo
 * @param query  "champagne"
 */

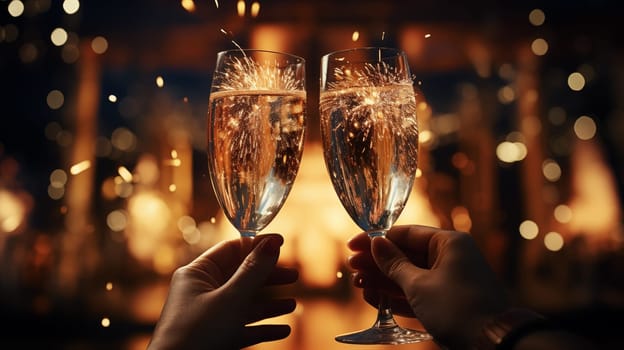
xmin=208 ymin=90 xmax=306 ymax=236
xmin=320 ymin=85 xmax=418 ymax=232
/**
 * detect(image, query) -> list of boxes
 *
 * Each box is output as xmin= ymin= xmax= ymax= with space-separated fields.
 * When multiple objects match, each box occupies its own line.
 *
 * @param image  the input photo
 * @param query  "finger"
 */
xmin=225 ymin=234 xmax=283 ymax=297
xmin=265 ymin=266 xmax=299 ymax=286
xmin=240 ymin=324 xmax=291 ymax=348
xmin=347 ymin=232 xmax=371 ymax=251
xmin=347 ymin=251 xmax=377 ymax=271
xmin=371 ymin=236 xmax=427 ymax=292
xmin=245 ymin=298 xmax=297 ymax=324
xmin=362 ymin=288 xmax=415 ymax=317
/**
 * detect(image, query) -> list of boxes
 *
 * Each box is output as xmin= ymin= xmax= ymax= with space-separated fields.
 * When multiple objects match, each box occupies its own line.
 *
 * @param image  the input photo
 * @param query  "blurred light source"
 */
xmin=62 ymin=0 xmax=80 ymax=15
xmin=91 ymin=36 xmax=108 ymax=54
xmin=108 ymin=94 xmax=117 ymax=103
xmin=181 ymin=0 xmax=195 ymax=12
xmin=352 ymin=31 xmax=360 ymax=42
xmin=50 ymin=169 xmax=68 ymax=188
xmin=107 ymin=210 xmax=128 ymax=232
xmin=47 ymin=90 xmax=64 ymax=110
xmin=19 ymin=43 xmax=38 ymax=63
xmin=156 ymin=76 xmax=164 ymax=88
xmin=250 ymin=1 xmax=260 ymax=17
xmin=237 ymin=0 xmax=245 ymax=17
xmin=528 ymin=9 xmax=545 ymax=26
xmin=542 ymin=159 xmax=562 ymax=182
xmin=70 ymin=160 xmax=91 ymax=175
xmin=0 ymin=190 xmax=26 ymax=233
xmin=548 ymin=106 xmax=566 ymax=125
xmin=573 ymin=115 xmax=597 ymax=140
xmin=111 ymin=127 xmax=137 ymax=152
xmin=8 ymin=0 xmax=25 ymax=17
xmin=544 ymin=231 xmax=564 ymax=251
xmin=497 ymin=85 xmax=515 ymax=104
xmin=51 ymin=28 xmax=68 ymax=46
xmin=496 ymin=141 xmax=527 ymax=163
xmin=519 ymin=220 xmax=539 ymax=240
xmin=531 ymin=38 xmax=548 ymax=56
xmin=554 ymin=204 xmax=573 ymax=224
xmin=567 ymin=72 xmax=586 ymax=91
xmin=101 ymin=317 xmax=110 ymax=328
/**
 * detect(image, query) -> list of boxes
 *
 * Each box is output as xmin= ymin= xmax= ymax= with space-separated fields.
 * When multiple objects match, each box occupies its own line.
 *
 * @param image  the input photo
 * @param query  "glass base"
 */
xmin=335 ymin=325 xmax=432 ymax=345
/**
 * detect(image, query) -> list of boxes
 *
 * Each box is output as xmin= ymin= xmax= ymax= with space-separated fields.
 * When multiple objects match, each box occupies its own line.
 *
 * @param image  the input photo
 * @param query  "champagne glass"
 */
xmin=207 ymin=49 xmax=306 ymax=249
xmin=320 ymin=47 xmax=431 ymax=344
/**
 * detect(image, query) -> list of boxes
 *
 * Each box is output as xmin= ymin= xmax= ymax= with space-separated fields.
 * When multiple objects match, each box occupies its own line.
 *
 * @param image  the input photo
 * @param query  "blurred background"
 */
xmin=1 ymin=0 xmax=623 ymax=349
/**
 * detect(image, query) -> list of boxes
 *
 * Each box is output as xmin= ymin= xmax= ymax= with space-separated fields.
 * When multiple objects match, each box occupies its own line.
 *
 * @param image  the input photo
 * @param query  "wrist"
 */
xmin=474 ymin=307 xmax=552 ymax=350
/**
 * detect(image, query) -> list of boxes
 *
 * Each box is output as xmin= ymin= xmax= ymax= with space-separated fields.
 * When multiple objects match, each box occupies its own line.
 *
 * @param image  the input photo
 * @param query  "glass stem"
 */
xmin=239 ymin=234 xmax=255 ymax=259
xmin=374 ymin=294 xmax=399 ymax=329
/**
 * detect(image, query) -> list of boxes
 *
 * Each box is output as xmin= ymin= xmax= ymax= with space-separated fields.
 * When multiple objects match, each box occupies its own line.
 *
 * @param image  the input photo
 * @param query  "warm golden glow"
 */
xmin=8 ymin=0 xmax=24 ymax=17
xmin=237 ymin=0 xmax=245 ymax=17
xmin=573 ymin=115 xmax=597 ymax=140
xmin=51 ymin=28 xmax=68 ymax=46
xmin=497 ymin=85 xmax=515 ymax=104
xmin=50 ymin=169 xmax=68 ymax=188
xmin=554 ymin=204 xmax=572 ymax=224
xmin=567 ymin=72 xmax=585 ymax=91
xmin=351 ymin=30 xmax=360 ymax=42
xmin=519 ymin=220 xmax=539 ymax=240
xmin=156 ymin=75 xmax=165 ymax=88
xmin=250 ymin=1 xmax=260 ymax=17
xmin=91 ymin=36 xmax=108 ymax=54
xmin=424 ymin=33 xmax=431 ymax=38
xmin=529 ymin=8 xmax=545 ymax=26
xmin=111 ymin=127 xmax=136 ymax=151
xmin=101 ymin=317 xmax=111 ymax=327
xmin=108 ymin=94 xmax=117 ymax=102
xmin=544 ymin=232 xmax=564 ymax=251
xmin=180 ymin=0 xmax=195 ymax=12
xmin=70 ymin=160 xmax=91 ymax=175
xmin=47 ymin=90 xmax=64 ymax=110
xmin=106 ymin=210 xmax=128 ymax=231
xmin=531 ymin=38 xmax=548 ymax=56
xmin=118 ymin=166 xmax=133 ymax=182
xmin=496 ymin=141 xmax=527 ymax=163
xmin=105 ymin=282 xmax=113 ymax=291
xmin=63 ymin=0 xmax=80 ymax=15
xmin=0 ymin=190 xmax=26 ymax=233
xmin=542 ymin=159 xmax=561 ymax=182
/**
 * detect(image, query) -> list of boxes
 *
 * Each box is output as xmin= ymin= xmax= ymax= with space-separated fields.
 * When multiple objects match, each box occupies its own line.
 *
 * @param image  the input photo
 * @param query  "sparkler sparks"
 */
xmin=70 ymin=160 xmax=91 ymax=175
xmin=214 ymin=55 xmax=302 ymax=92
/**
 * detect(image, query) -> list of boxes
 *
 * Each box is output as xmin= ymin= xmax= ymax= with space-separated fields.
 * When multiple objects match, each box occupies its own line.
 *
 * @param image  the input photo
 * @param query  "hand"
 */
xmin=148 ymin=234 xmax=298 ymax=350
xmin=348 ymin=225 xmax=509 ymax=348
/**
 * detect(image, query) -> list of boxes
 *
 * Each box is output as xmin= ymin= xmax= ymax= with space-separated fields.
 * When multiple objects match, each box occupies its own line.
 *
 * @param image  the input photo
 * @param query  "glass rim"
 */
xmin=217 ymin=48 xmax=305 ymax=63
xmin=321 ymin=47 xmax=406 ymax=61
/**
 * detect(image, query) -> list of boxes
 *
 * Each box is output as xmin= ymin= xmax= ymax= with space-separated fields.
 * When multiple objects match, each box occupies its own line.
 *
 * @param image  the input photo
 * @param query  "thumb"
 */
xmin=371 ymin=236 xmax=426 ymax=291
xmin=225 ymin=234 xmax=283 ymax=296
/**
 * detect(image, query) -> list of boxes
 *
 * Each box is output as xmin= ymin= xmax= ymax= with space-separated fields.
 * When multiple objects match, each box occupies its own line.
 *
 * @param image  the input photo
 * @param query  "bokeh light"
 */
xmin=573 ymin=115 xmax=597 ymax=140
xmin=91 ymin=36 xmax=108 ymax=54
xmin=519 ymin=220 xmax=539 ymax=240
xmin=529 ymin=9 xmax=545 ymax=26
xmin=8 ymin=0 xmax=25 ymax=18
xmin=554 ymin=204 xmax=573 ymax=224
xmin=544 ymin=231 xmax=564 ymax=251
xmin=46 ymin=90 xmax=64 ymax=110
xmin=567 ymin=72 xmax=586 ymax=91
xmin=531 ymin=38 xmax=548 ymax=56
xmin=50 ymin=28 xmax=68 ymax=46
xmin=250 ymin=1 xmax=260 ymax=17
xmin=62 ymin=0 xmax=80 ymax=15
xmin=542 ymin=159 xmax=562 ymax=182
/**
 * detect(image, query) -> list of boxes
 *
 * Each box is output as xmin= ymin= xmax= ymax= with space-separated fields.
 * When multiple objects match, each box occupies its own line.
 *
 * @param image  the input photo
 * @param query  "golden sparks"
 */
xmin=70 ymin=160 xmax=91 ymax=175
xmin=118 ymin=166 xmax=133 ymax=182
xmin=156 ymin=76 xmax=165 ymax=88
xmin=181 ymin=0 xmax=195 ymax=12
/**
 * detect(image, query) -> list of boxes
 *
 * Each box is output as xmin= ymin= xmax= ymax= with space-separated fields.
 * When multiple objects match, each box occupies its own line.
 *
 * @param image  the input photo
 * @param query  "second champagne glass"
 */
xmin=320 ymin=47 xmax=431 ymax=344
xmin=207 ymin=49 xmax=306 ymax=247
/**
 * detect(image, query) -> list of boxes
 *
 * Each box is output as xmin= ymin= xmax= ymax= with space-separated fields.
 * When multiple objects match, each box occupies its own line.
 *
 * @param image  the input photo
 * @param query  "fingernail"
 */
xmin=259 ymin=236 xmax=282 ymax=256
